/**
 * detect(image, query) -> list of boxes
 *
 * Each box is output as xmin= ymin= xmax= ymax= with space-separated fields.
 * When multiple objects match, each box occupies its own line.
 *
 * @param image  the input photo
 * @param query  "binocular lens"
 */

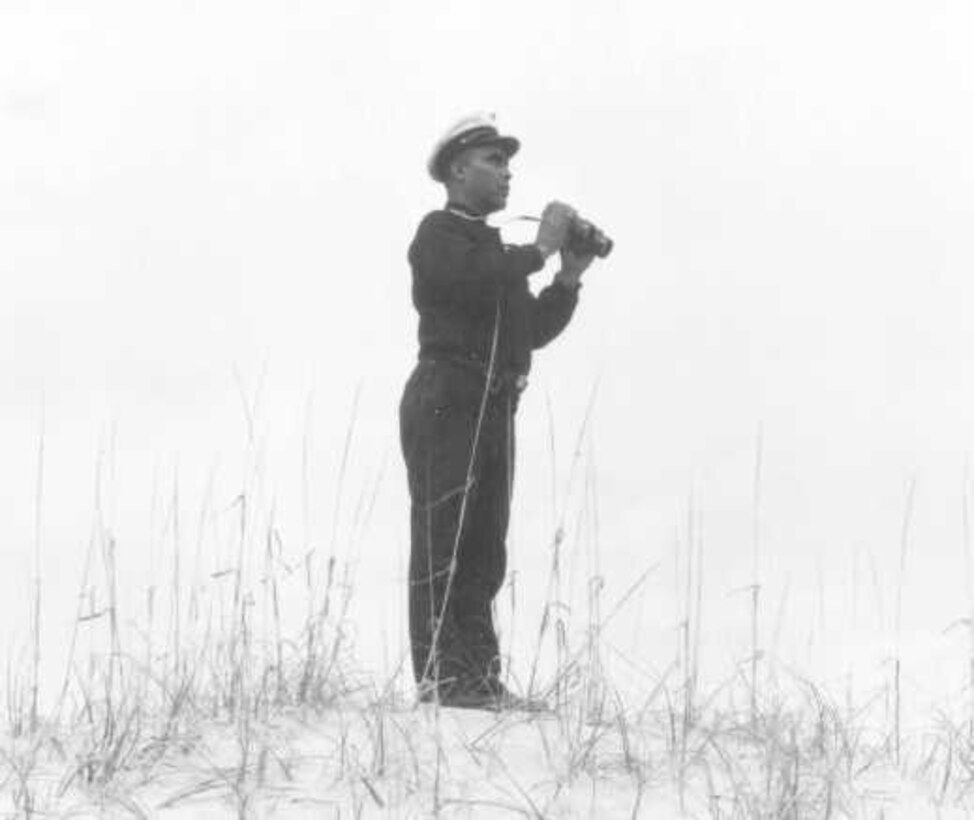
xmin=572 ymin=224 xmax=614 ymax=258
xmin=593 ymin=235 xmax=613 ymax=258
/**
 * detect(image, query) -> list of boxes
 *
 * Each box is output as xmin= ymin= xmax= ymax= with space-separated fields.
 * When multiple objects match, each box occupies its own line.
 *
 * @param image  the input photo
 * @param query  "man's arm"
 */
xmin=530 ymin=246 xmax=595 ymax=349
xmin=409 ymin=203 xmax=577 ymax=301
xmin=409 ymin=214 xmax=546 ymax=312
xmin=410 ymin=214 xmax=545 ymax=290
xmin=530 ymin=279 xmax=580 ymax=349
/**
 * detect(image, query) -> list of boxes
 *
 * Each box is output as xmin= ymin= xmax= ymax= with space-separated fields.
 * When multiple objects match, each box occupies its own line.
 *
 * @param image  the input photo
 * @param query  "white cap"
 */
xmin=427 ymin=112 xmax=521 ymax=182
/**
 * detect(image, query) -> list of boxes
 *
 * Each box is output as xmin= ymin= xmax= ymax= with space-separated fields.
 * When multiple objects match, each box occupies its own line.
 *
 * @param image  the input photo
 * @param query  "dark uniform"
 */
xmin=399 ymin=201 xmax=580 ymax=701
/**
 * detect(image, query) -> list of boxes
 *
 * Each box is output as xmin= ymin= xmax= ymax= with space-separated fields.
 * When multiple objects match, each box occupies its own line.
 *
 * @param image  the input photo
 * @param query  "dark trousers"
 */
xmin=399 ymin=360 xmax=516 ymax=697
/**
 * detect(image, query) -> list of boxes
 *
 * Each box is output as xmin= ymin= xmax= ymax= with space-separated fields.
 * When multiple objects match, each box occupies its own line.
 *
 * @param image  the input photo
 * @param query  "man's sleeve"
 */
xmin=530 ymin=279 xmax=580 ymax=349
xmin=410 ymin=214 xmax=545 ymax=304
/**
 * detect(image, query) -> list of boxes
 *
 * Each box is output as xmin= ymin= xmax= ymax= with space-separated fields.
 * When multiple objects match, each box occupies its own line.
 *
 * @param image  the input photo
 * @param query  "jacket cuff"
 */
xmin=554 ymin=275 xmax=583 ymax=294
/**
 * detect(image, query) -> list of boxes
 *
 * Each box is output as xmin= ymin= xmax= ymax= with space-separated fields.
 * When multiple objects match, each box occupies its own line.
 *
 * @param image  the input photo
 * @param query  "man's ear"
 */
xmin=447 ymin=157 xmax=466 ymax=182
xmin=447 ymin=148 xmax=472 ymax=183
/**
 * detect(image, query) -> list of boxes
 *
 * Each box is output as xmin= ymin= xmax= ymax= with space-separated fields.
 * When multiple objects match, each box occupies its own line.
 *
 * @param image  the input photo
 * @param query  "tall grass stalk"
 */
xmin=767 ymin=574 xmax=789 ymax=684
xmin=677 ymin=490 xmax=702 ymax=812
xmin=681 ymin=492 xmax=697 ymax=734
xmin=962 ymin=461 xmax=974 ymax=739
xmin=55 ymin=519 xmax=98 ymax=725
xmin=169 ymin=467 xmax=182 ymax=685
xmin=584 ymin=436 xmax=604 ymax=720
xmin=750 ymin=425 xmax=763 ymax=728
xmin=29 ymin=404 xmax=45 ymax=735
xmin=893 ymin=475 xmax=917 ymax=766
xmin=528 ymin=379 xmax=599 ymax=701
xmin=266 ymin=525 xmax=285 ymax=706
xmin=328 ymin=382 xmax=361 ymax=564
xmin=102 ymin=530 xmax=121 ymax=720
xmin=301 ymin=389 xmax=314 ymax=554
xmin=189 ymin=460 xmax=217 ymax=626
xmin=692 ymin=504 xmax=704 ymax=725
xmin=230 ymin=493 xmax=248 ymax=715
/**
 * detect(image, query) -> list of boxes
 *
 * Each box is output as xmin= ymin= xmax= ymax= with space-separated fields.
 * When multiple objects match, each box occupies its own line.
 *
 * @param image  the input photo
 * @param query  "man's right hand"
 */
xmin=535 ymin=201 xmax=576 ymax=259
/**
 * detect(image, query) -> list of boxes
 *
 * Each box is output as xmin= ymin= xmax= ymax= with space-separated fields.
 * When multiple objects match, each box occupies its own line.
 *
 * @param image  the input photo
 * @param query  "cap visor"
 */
xmin=489 ymin=135 xmax=520 ymax=158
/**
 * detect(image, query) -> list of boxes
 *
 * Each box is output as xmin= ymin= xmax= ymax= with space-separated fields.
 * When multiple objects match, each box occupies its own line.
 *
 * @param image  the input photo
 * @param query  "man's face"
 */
xmin=449 ymin=144 xmax=512 ymax=214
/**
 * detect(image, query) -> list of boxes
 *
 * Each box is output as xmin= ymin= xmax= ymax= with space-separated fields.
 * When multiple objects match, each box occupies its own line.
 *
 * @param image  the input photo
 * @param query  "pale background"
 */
xmin=3 ymin=0 xmax=974 ymax=720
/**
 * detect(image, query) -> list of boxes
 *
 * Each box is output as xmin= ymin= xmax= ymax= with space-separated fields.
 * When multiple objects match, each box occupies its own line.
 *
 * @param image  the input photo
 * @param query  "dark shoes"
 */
xmin=419 ymin=681 xmax=549 ymax=713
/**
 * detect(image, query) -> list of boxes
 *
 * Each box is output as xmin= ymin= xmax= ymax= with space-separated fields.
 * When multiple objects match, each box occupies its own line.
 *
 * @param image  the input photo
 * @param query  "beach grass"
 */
xmin=2 ymin=399 xmax=973 ymax=819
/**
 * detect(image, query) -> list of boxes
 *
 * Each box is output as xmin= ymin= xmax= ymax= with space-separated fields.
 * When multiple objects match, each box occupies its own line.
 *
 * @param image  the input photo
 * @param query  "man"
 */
xmin=399 ymin=112 xmax=600 ymax=710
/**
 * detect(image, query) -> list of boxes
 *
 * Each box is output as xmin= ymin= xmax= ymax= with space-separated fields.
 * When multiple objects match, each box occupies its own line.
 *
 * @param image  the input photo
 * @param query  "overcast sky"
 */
xmin=3 ymin=0 xmax=974 ymax=706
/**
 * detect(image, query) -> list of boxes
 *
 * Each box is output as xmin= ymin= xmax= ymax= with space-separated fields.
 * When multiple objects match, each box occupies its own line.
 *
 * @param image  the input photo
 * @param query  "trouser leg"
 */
xmin=459 ymin=403 xmax=514 ymax=688
xmin=400 ymin=367 xmax=517 ymax=698
xmin=407 ymin=474 xmax=486 ymax=694
xmin=401 ymin=368 xmax=482 ymax=695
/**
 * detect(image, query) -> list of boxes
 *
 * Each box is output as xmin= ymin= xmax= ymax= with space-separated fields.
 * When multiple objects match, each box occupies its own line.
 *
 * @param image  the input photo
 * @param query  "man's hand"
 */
xmin=555 ymin=245 xmax=595 ymax=289
xmin=535 ymin=201 xmax=576 ymax=259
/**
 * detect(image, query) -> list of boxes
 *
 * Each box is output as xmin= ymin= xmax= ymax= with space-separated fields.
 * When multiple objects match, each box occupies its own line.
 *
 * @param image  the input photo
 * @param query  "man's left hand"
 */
xmin=555 ymin=246 xmax=595 ymax=289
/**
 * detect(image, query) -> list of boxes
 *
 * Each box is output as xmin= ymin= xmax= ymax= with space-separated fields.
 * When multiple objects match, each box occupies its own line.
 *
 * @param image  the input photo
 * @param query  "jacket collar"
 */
xmin=445 ymin=201 xmax=488 ymax=222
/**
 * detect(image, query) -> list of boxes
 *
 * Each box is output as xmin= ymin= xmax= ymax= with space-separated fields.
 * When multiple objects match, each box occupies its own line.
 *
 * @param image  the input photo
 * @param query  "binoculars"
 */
xmin=566 ymin=218 xmax=614 ymax=259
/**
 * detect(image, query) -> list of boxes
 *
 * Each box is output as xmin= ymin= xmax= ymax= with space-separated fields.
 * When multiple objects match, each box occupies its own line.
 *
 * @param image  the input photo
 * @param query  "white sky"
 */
xmin=3 ymin=1 xmax=974 ymax=707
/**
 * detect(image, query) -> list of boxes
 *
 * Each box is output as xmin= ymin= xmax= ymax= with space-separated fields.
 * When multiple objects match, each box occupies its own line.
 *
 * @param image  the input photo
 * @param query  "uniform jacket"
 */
xmin=408 ymin=204 xmax=580 ymax=381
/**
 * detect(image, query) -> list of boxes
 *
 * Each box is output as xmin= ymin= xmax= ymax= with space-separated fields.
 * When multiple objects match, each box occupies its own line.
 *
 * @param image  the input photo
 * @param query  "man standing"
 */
xmin=400 ymin=113 xmax=601 ymax=710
